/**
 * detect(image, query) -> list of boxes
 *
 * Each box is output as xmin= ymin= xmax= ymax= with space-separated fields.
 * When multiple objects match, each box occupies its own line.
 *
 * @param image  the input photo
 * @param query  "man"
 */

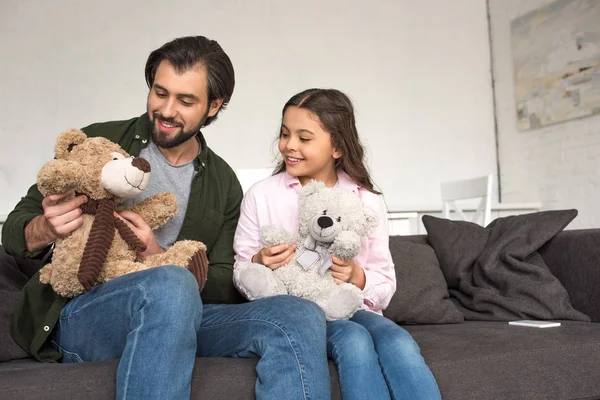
xmin=3 ymin=36 xmax=330 ymax=399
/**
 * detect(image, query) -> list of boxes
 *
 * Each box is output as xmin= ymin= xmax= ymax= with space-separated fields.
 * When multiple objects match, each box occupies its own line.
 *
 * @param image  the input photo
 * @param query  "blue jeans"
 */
xmin=53 ymin=266 xmax=330 ymax=400
xmin=327 ymin=310 xmax=441 ymax=400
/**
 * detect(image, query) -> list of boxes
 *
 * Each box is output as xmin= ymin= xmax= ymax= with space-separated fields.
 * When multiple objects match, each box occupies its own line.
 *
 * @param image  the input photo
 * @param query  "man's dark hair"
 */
xmin=145 ymin=36 xmax=235 ymax=127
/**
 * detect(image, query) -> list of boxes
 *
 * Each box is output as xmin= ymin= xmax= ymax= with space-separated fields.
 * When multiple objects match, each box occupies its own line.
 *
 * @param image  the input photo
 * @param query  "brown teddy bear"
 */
xmin=37 ymin=128 xmax=208 ymax=298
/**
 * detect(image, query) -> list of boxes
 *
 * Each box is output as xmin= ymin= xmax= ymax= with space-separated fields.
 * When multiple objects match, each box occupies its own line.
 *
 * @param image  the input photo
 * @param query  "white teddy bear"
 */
xmin=234 ymin=181 xmax=378 ymax=320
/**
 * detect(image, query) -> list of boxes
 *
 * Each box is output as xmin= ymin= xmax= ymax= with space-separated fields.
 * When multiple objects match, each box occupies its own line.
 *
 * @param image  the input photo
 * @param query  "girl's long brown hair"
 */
xmin=275 ymin=88 xmax=380 ymax=194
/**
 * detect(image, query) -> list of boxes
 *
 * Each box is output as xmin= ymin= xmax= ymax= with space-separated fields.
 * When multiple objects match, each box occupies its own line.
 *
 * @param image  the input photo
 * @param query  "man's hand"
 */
xmin=252 ymin=243 xmax=296 ymax=270
xmin=330 ymin=256 xmax=366 ymax=289
xmin=116 ymin=210 xmax=164 ymax=259
xmin=25 ymin=192 xmax=87 ymax=252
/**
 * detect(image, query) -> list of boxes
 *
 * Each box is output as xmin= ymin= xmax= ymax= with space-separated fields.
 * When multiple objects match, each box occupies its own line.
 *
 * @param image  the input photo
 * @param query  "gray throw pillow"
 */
xmin=384 ymin=237 xmax=464 ymax=324
xmin=422 ymin=210 xmax=590 ymax=322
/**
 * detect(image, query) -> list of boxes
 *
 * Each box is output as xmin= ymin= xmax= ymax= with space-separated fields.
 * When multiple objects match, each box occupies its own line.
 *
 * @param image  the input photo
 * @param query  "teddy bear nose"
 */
xmin=317 ymin=216 xmax=333 ymax=229
xmin=131 ymin=157 xmax=151 ymax=173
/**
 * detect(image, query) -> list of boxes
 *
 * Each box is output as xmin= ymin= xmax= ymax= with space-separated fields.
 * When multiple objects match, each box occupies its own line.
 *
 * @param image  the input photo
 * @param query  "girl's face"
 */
xmin=278 ymin=106 xmax=342 ymax=187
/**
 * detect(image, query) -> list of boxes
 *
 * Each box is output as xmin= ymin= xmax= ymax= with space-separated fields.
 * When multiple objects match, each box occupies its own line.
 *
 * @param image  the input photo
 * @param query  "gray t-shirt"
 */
xmin=122 ymin=141 xmax=198 ymax=249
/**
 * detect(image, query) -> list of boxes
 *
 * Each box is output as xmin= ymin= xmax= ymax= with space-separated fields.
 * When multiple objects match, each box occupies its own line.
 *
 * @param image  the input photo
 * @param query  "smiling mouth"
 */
xmin=286 ymin=156 xmax=304 ymax=164
xmin=124 ymin=174 xmax=144 ymax=190
xmin=157 ymin=119 xmax=182 ymax=130
xmin=318 ymin=229 xmax=335 ymax=239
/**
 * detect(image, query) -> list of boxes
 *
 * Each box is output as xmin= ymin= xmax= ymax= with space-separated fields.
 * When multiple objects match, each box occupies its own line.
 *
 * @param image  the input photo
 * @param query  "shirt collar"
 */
xmin=194 ymin=131 xmax=209 ymax=170
xmin=284 ymin=170 xmax=360 ymax=194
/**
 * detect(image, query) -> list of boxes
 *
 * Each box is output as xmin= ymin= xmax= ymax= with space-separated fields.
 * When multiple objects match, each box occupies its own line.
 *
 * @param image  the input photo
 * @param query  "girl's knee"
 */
xmin=380 ymin=332 xmax=423 ymax=359
xmin=329 ymin=322 xmax=375 ymax=358
xmin=362 ymin=318 xmax=422 ymax=355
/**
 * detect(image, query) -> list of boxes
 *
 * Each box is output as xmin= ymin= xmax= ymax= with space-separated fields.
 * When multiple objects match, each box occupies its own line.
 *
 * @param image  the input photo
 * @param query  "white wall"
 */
xmin=489 ymin=0 xmax=600 ymax=229
xmin=0 ymin=0 xmax=496 ymax=216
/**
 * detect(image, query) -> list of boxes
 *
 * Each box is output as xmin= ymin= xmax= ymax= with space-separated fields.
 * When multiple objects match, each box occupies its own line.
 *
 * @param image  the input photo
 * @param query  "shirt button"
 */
xmin=201 ymin=162 xmax=205 ymax=167
xmin=142 ymin=139 xmax=147 ymax=144
xmin=135 ymin=135 xmax=140 ymax=139
xmin=43 ymin=326 xmax=50 ymax=332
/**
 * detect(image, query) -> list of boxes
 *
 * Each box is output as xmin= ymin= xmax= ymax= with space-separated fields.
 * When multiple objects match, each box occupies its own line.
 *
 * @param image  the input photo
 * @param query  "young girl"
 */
xmin=233 ymin=88 xmax=441 ymax=400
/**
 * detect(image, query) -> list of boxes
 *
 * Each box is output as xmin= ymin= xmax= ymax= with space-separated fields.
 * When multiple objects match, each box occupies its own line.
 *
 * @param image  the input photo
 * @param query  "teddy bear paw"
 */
xmin=260 ymin=225 xmax=295 ymax=249
xmin=329 ymin=231 xmax=361 ymax=260
xmin=234 ymin=263 xmax=287 ymax=301
xmin=322 ymin=283 xmax=364 ymax=321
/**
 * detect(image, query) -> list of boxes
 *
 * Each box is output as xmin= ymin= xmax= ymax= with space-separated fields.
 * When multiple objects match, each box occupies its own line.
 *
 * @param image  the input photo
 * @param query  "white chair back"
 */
xmin=441 ymin=174 xmax=493 ymax=226
xmin=236 ymin=168 xmax=273 ymax=194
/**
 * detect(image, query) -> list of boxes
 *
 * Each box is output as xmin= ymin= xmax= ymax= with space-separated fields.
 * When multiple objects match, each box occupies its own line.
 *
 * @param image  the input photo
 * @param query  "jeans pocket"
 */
xmin=50 ymin=340 xmax=84 ymax=363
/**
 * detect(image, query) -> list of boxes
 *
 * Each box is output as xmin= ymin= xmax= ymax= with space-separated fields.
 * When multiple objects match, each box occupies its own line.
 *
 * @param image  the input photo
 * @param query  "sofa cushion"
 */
xmin=404 ymin=321 xmax=600 ymax=400
xmin=0 ymin=247 xmax=33 ymax=362
xmin=384 ymin=238 xmax=463 ymax=324
xmin=422 ymin=210 xmax=590 ymax=322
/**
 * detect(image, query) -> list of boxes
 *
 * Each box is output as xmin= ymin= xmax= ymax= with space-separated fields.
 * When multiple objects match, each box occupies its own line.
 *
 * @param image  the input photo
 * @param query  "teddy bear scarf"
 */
xmin=78 ymin=197 xmax=146 ymax=291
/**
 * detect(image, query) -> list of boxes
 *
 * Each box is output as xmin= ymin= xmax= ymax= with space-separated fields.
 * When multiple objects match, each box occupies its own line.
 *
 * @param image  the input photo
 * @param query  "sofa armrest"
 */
xmin=539 ymin=229 xmax=600 ymax=323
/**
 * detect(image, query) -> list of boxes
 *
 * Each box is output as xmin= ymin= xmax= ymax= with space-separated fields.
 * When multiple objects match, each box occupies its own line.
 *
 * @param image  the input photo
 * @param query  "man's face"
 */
xmin=147 ymin=60 xmax=220 ymax=149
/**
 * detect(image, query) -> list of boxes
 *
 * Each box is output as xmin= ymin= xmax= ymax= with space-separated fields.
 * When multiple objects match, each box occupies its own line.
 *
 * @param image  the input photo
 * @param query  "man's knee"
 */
xmin=262 ymin=295 xmax=325 ymax=324
xmin=135 ymin=266 xmax=202 ymax=315
xmin=244 ymin=296 xmax=327 ymax=346
xmin=138 ymin=265 xmax=198 ymax=290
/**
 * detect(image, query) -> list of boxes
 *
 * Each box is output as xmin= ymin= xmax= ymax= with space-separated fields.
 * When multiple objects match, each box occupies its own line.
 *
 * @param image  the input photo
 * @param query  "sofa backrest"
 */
xmin=539 ymin=229 xmax=600 ymax=323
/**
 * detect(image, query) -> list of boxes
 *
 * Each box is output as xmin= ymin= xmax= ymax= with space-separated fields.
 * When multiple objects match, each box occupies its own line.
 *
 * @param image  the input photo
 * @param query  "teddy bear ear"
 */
xmin=299 ymin=180 xmax=326 ymax=200
xmin=54 ymin=128 xmax=87 ymax=159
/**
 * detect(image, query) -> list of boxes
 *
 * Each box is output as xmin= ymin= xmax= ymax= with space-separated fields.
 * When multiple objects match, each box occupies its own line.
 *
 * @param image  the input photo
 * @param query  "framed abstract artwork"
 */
xmin=511 ymin=0 xmax=600 ymax=131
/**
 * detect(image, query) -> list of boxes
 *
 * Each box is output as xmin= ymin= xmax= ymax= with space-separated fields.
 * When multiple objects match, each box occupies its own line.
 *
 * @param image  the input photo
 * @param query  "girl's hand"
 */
xmin=252 ymin=243 xmax=296 ymax=270
xmin=330 ymin=256 xmax=366 ymax=289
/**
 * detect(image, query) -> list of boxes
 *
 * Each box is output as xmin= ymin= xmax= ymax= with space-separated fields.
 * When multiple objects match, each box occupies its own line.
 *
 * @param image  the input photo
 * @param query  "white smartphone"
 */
xmin=508 ymin=320 xmax=561 ymax=328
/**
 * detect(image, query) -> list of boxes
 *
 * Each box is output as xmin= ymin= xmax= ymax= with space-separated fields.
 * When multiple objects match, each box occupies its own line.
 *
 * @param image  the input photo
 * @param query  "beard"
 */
xmin=149 ymin=107 xmax=210 ymax=149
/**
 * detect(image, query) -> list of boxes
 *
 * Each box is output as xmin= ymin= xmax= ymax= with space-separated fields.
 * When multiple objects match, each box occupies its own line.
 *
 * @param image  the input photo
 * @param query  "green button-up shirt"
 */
xmin=4 ymin=113 xmax=245 ymax=362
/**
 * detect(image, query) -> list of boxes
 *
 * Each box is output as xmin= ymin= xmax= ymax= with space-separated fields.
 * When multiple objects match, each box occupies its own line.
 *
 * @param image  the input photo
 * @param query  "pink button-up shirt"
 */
xmin=233 ymin=171 xmax=396 ymax=314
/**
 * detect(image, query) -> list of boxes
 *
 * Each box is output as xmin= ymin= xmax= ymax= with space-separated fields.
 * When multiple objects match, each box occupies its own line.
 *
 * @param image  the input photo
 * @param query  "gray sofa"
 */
xmin=1 ymin=229 xmax=600 ymax=400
